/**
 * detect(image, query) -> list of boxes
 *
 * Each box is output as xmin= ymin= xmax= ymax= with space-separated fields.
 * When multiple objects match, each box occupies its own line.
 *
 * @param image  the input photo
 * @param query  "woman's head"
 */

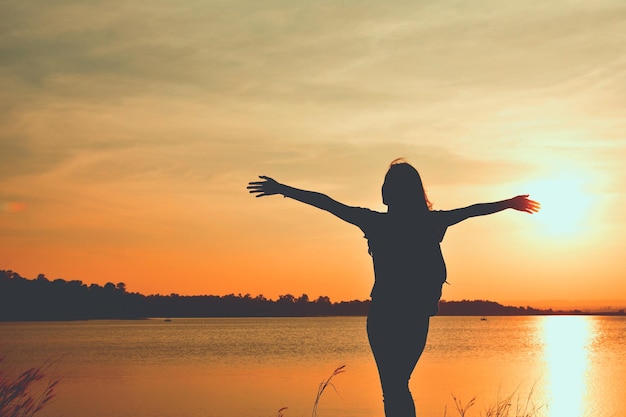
xmin=382 ymin=158 xmax=432 ymax=212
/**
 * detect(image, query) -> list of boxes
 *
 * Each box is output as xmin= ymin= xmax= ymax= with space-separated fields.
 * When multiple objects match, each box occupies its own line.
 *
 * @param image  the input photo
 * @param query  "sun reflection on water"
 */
xmin=541 ymin=316 xmax=594 ymax=417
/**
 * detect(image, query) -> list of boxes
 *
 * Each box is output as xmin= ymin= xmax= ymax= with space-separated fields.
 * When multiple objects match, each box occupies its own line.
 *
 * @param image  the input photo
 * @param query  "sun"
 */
xmin=524 ymin=174 xmax=593 ymax=236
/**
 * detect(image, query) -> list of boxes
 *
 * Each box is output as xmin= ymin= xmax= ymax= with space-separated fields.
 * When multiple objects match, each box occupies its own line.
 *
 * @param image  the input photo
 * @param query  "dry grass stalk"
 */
xmin=445 ymin=385 xmax=545 ymax=417
xmin=0 ymin=357 xmax=59 ymax=417
xmin=312 ymin=364 xmax=346 ymax=417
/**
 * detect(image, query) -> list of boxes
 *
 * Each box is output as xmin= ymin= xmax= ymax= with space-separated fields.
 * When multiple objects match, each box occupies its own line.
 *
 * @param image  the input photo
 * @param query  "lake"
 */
xmin=1 ymin=316 xmax=625 ymax=417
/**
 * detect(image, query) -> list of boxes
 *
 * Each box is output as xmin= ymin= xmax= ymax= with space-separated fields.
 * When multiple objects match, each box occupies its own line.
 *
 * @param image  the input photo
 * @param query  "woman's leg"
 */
xmin=367 ymin=308 xmax=430 ymax=417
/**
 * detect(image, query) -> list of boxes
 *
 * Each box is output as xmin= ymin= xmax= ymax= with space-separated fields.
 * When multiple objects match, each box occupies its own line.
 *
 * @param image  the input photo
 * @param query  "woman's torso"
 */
xmin=359 ymin=210 xmax=448 ymax=315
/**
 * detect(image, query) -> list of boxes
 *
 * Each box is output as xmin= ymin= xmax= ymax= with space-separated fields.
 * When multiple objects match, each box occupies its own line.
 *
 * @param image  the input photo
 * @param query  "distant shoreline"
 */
xmin=2 ymin=312 xmax=626 ymax=323
xmin=2 ymin=270 xmax=625 ymax=321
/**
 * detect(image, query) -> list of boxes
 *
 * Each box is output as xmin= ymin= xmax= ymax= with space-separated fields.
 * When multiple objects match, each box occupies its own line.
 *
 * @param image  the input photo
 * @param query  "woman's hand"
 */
xmin=247 ymin=176 xmax=284 ymax=197
xmin=509 ymin=195 xmax=540 ymax=214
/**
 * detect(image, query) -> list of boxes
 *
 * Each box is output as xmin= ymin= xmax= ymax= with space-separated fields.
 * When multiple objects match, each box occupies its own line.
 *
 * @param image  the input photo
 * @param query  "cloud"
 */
xmin=0 ymin=135 xmax=71 ymax=179
xmin=2 ymin=1 xmax=622 ymax=104
xmin=1 ymin=0 xmax=624 ymax=197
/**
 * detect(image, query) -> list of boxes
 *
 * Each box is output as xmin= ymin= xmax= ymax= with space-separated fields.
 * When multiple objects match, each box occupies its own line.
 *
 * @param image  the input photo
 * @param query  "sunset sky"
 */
xmin=1 ymin=0 xmax=625 ymax=309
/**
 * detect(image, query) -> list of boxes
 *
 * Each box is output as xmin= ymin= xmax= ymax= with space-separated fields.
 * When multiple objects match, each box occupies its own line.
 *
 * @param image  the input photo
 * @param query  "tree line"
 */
xmin=1 ymin=270 xmax=616 ymax=321
xmin=0 ymin=270 xmax=369 ymax=320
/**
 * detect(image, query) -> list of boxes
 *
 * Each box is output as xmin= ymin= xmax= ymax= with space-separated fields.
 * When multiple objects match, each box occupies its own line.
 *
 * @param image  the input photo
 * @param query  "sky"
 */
xmin=1 ymin=0 xmax=625 ymax=310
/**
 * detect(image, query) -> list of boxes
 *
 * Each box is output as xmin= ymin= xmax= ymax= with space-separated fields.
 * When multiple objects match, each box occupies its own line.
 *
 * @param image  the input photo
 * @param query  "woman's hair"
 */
xmin=381 ymin=158 xmax=432 ymax=212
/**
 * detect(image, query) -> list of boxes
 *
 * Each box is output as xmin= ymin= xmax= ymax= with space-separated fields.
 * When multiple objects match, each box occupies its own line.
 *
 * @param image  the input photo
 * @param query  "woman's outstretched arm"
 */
xmin=442 ymin=195 xmax=540 ymax=227
xmin=247 ymin=176 xmax=364 ymax=226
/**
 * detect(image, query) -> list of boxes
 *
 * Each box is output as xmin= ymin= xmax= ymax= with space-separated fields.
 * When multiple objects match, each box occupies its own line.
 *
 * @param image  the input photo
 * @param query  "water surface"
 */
xmin=1 ymin=316 xmax=624 ymax=417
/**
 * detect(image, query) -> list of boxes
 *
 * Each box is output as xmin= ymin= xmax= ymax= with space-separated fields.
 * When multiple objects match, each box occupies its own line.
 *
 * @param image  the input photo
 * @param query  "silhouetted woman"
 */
xmin=247 ymin=159 xmax=539 ymax=417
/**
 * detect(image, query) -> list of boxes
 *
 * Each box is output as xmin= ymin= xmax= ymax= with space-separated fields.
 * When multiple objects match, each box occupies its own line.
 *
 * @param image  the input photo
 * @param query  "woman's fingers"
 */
xmin=511 ymin=195 xmax=540 ymax=213
xmin=525 ymin=198 xmax=540 ymax=213
xmin=247 ymin=178 xmax=269 ymax=192
xmin=247 ymin=176 xmax=278 ymax=197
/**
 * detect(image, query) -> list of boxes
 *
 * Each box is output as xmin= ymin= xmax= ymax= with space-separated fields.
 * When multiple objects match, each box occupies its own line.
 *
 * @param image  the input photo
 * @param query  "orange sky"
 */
xmin=1 ymin=1 xmax=625 ymax=310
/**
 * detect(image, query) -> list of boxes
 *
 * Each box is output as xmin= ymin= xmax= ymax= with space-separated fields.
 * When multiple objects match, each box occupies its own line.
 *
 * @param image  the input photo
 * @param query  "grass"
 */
xmin=277 ymin=364 xmax=346 ymax=417
xmin=445 ymin=394 xmax=546 ymax=417
xmin=445 ymin=384 xmax=545 ymax=417
xmin=0 ymin=357 xmax=59 ymax=417
xmin=279 ymin=365 xmax=545 ymax=417
xmin=312 ymin=365 xmax=346 ymax=417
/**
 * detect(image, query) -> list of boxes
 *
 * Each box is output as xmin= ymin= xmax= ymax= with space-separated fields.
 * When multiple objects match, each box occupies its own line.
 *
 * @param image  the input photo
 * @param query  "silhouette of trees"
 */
xmin=0 ymin=270 xmax=619 ymax=321
xmin=0 ymin=271 xmax=144 ymax=321
xmin=0 ymin=270 xmax=370 ymax=320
